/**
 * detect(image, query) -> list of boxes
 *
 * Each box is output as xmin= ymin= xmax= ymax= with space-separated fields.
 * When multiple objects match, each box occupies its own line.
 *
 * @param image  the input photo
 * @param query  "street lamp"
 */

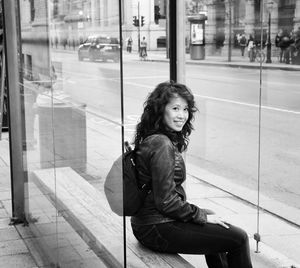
xmin=266 ymin=0 xmax=274 ymax=63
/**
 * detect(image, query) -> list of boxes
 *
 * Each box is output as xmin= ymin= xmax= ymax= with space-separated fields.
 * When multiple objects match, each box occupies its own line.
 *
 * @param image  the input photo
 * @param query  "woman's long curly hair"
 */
xmin=134 ymin=81 xmax=198 ymax=152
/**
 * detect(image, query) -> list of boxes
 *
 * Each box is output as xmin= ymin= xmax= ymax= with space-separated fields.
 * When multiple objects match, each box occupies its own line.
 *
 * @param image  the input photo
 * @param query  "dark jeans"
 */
xmin=240 ymin=46 xmax=246 ymax=56
xmin=248 ymin=48 xmax=255 ymax=62
xmin=132 ymin=221 xmax=252 ymax=268
xmin=140 ymin=47 xmax=147 ymax=57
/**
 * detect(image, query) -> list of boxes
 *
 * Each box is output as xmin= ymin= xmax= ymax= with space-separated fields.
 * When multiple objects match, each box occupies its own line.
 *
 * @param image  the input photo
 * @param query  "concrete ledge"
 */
xmin=187 ymin=163 xmax=300 ymax=227
xmin=249 ymin=239 xmax=300 ymax=268
xmin=187 ymin=163 xmax=300 ymax=268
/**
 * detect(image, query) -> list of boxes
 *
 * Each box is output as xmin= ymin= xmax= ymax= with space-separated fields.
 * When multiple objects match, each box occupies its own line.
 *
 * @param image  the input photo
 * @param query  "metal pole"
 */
xmin=138 ymin=1 xmax=140 ymax=54
xmin=176 ymin=0 xmax=186 ymax=84
xmin=0 ymin=51 xmax=5 ymax=140
xmin=2 ymin=0 xmax=26 ymax=223
xmin=266 ymin=12 xmax=272 ymax=63
xmin=228 ymin=0 xmax=232 ymax=62
xmin=166 ymin=0 xmax=169 ymax=59
xmin=169 ymin=0 xmax=177 ymax=82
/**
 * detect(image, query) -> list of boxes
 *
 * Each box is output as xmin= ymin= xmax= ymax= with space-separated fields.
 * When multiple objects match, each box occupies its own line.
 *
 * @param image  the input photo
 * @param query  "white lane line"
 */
xmin=123 ymin=75 xmax=167 ymax=80
xmin=194 ymin=94 xmax=300 ymax=115
xmin=189 ymin=74 xmax=300 ymax=88
xmin=123 ymin=81 xmax=155 ymax=89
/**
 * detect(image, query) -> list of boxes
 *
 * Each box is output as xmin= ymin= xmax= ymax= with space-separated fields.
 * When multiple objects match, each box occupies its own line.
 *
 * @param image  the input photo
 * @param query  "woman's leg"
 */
xmin=280 ymin=48 xmax=284 ymax=62
xmin=132 ymin=221 xmax=252 ymax=268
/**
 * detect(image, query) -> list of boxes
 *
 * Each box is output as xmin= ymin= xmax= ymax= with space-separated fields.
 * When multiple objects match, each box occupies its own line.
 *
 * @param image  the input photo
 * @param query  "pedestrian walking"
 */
xmin=55 ymin=36 xmax=58 ymax=49
xmin=275 ymin=29 xmax=291 ymax=63
xmin=63 ymin=37 xmax=67 ymax=49
xmin=140 ymin=36 xmax=147 ymax=60
xmin=131 ymin=81 xmax=253 ymax=268
xmin=291 ymin=28 xmax=300 ymax=64
xmin=247 ymin=35 xmax=255 ymax=62
xmin=239 ymin=33 xmax=247 ymax=56
xmin=215 ymin=29 xmax=225 ymax=55
xmin=127 ymin=36 xmax=133 ymax=53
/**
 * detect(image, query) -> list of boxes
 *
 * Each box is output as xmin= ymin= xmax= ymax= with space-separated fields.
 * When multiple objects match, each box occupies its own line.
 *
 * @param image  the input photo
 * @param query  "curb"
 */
xmin=53 ymin=48 xmax=300 ymax=71
xmin=249 ymin=239 xmax=300 ymax=268
xmin=186 ymin=163 xmax=300 ymax=228
xmin=187 ymin=163 xmax=300 ymax=267
xmin=137 ymin=57 xmax=300 ymax=71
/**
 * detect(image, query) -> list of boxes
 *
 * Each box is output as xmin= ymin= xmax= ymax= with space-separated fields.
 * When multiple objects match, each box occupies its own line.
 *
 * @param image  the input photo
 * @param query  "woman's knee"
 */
xmin=230 ymin=225 xmax=249 ymax=248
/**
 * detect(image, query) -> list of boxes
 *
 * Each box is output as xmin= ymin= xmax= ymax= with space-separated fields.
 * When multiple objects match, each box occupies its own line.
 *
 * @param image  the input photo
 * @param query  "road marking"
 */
xmin=123 ymin=75 xmax=167 ymax=80
xmin=189 ymin=74 xmax=300 ymax=88
xmin=123 ymin=81 xmax=154 ymax=89
xmin=194 ymin=94 xmax=300 ymax=115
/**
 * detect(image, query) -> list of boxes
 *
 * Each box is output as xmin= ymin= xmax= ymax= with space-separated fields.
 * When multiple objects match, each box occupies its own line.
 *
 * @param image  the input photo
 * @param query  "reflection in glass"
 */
xmin=19 ymin=0 xmax=125 ymax=266
xmin=185 ymin=0 xmax=300 ymax=264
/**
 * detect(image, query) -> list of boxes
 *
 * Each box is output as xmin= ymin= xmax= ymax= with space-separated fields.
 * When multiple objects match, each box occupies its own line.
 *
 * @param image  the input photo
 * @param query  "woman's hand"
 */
xmin=207 ymin=215 xmax=230 ymax=229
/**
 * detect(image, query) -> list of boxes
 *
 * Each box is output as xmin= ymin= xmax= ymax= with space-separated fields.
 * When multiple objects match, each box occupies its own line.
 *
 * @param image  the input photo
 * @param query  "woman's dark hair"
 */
xmin=134 ymin=81 xmax=198 ymax=152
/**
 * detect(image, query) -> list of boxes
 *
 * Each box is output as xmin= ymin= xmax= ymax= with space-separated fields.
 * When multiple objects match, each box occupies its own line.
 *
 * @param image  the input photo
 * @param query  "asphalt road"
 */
xmin=51 ymin=51 xmax=300 ymax=211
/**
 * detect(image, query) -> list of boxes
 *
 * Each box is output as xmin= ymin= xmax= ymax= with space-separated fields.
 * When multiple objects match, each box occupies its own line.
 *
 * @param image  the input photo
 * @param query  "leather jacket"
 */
xmin=131 ymin=134 xmax=207 ymax=226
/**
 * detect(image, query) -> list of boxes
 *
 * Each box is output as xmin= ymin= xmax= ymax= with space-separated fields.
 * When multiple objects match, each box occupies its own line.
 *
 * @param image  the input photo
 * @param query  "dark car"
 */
xmin=78 ymin=35 xmax=120 ymax=62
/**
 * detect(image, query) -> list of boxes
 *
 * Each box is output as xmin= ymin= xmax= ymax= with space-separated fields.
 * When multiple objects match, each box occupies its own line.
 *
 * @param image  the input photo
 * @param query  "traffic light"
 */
xmin=141 ymin=16 xmax=145 ymax=27
xmin=154 ymin=5 xmax=160 ymax=24
xmin=132 ymin=16 xmax=139 ymax=27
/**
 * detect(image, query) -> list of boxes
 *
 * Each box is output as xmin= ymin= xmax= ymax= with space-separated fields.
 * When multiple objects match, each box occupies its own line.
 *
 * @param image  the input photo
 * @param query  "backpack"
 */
xmin=240 ymin=36 xmax=247 ymax=46
xmin=104 ymin=143 xmax=151 ymax=216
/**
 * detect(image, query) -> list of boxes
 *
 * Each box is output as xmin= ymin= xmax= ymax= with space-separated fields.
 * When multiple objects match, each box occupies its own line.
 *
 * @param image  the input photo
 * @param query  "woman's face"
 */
xmin=163 ymin=95 xmax=189 ymax=132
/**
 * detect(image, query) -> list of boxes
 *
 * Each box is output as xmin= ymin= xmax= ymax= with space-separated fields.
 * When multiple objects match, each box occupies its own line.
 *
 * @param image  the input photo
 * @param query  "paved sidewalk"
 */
xmin=54 ymin=45 xmax=300 ymax=71
xmin=1 ymin=48 xmax=300 ymax=267
xmin=0 ymin=133 xmax=41 ymax=268
xmin=124 ymin=47 xmax=300 ymax=71
xmin=53 ymin=45 xmax=300 ymax=71
xmin=1 ymin=129 xmax=300 ymax=267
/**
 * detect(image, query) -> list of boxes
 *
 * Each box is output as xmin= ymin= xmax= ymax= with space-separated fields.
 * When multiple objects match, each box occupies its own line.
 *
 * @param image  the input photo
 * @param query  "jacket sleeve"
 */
xmin=149 ymin=136 xmax=207 ymax=224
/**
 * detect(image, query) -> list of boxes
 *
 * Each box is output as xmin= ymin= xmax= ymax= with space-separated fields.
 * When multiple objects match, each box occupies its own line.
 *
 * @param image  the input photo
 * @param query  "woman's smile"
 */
xmin=163 ymin=96 xmax=189 ymax=132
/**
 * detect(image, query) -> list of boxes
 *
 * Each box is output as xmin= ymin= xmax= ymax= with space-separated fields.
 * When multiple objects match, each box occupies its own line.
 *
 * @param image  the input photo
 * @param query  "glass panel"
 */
xmin=19 ymin=0 xmax=125 ymax=266
xmin=185 ymin=0 xmax=260 ymax=248
xmin=183 ymin=0 xmax=300 ymax=266
xmin=259 ymin=0 xmax=300 ymax=265
xmin=19 ymin=0 xmax=59 ymax=266
xmin=183 ymin=0 xmax=259 ymax=265
xmin=50 ymin=0 xmax=125 ymax=266
xmin=122 ymin=0 xmax=169 ymax=263
xmin=123 ymin=0 xmax=169 ymax=147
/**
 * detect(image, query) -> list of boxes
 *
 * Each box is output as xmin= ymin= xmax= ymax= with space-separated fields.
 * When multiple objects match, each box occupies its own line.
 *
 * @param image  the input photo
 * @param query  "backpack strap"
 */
xmin=125 ymin=141 xmax=152 ymax=194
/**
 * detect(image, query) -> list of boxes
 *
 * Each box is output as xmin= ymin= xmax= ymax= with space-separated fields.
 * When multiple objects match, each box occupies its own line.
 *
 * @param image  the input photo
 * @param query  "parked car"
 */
xmin=78 ymin=35 xmax=120 ymax=62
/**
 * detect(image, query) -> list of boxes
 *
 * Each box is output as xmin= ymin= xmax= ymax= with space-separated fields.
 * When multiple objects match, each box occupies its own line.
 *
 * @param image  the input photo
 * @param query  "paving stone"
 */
xmin=56 ymin=245 xmax=82 ymax=263
xmin=23 ymin=237 xmax=54 ymax=267
xmin=0 ymin=166 xmax=10 ymax=177
xmin=263 ymin=233 xmax=300 ymax=263
xmin=59 ymin=257 xmax=107 ymax=268
xmin=220 ymin=213 xmax=258 ymax=235
xmin=0 ymin=218 xmax=10 ymax=229
xmin=259 ymin=213 xmax=300 ymax=235
xmin=0 ymin=158 xmax=6 ymax=167
xmin=0 ymin=228 xmax=20 ymax=241
xmin=210 ymin=196 xmax=258 ymax=214
xmin=1 ymin=200 xmax=12 ymax=215
xmin=188 ymin=197 xmax=235 ymax=215
xmin=15 ymin=225 xmax=36 ymax=239
xmin=0 ymin=240 xmax=29 ymax=256
xmin=0 ymin=208 xmax=8 ymax=218
xmin=186 ymin=182 xmax=231 ymax=199
xmin=0 ymin=253 xmax=37 ymax=268
xmin=0 ymin=191 xmax=11 ymax=202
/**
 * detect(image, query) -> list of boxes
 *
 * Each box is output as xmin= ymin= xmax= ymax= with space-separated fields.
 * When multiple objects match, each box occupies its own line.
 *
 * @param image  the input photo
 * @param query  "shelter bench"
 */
xmin=32 ymin=167 xmax=195 ymax=268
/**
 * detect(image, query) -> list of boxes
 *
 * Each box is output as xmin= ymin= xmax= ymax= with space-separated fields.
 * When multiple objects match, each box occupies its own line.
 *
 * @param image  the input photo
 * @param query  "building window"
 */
xmin=154 ymin=0 xmax=166 ymax=24
xmin=29 ymin=0 xmax=35 ymax=22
